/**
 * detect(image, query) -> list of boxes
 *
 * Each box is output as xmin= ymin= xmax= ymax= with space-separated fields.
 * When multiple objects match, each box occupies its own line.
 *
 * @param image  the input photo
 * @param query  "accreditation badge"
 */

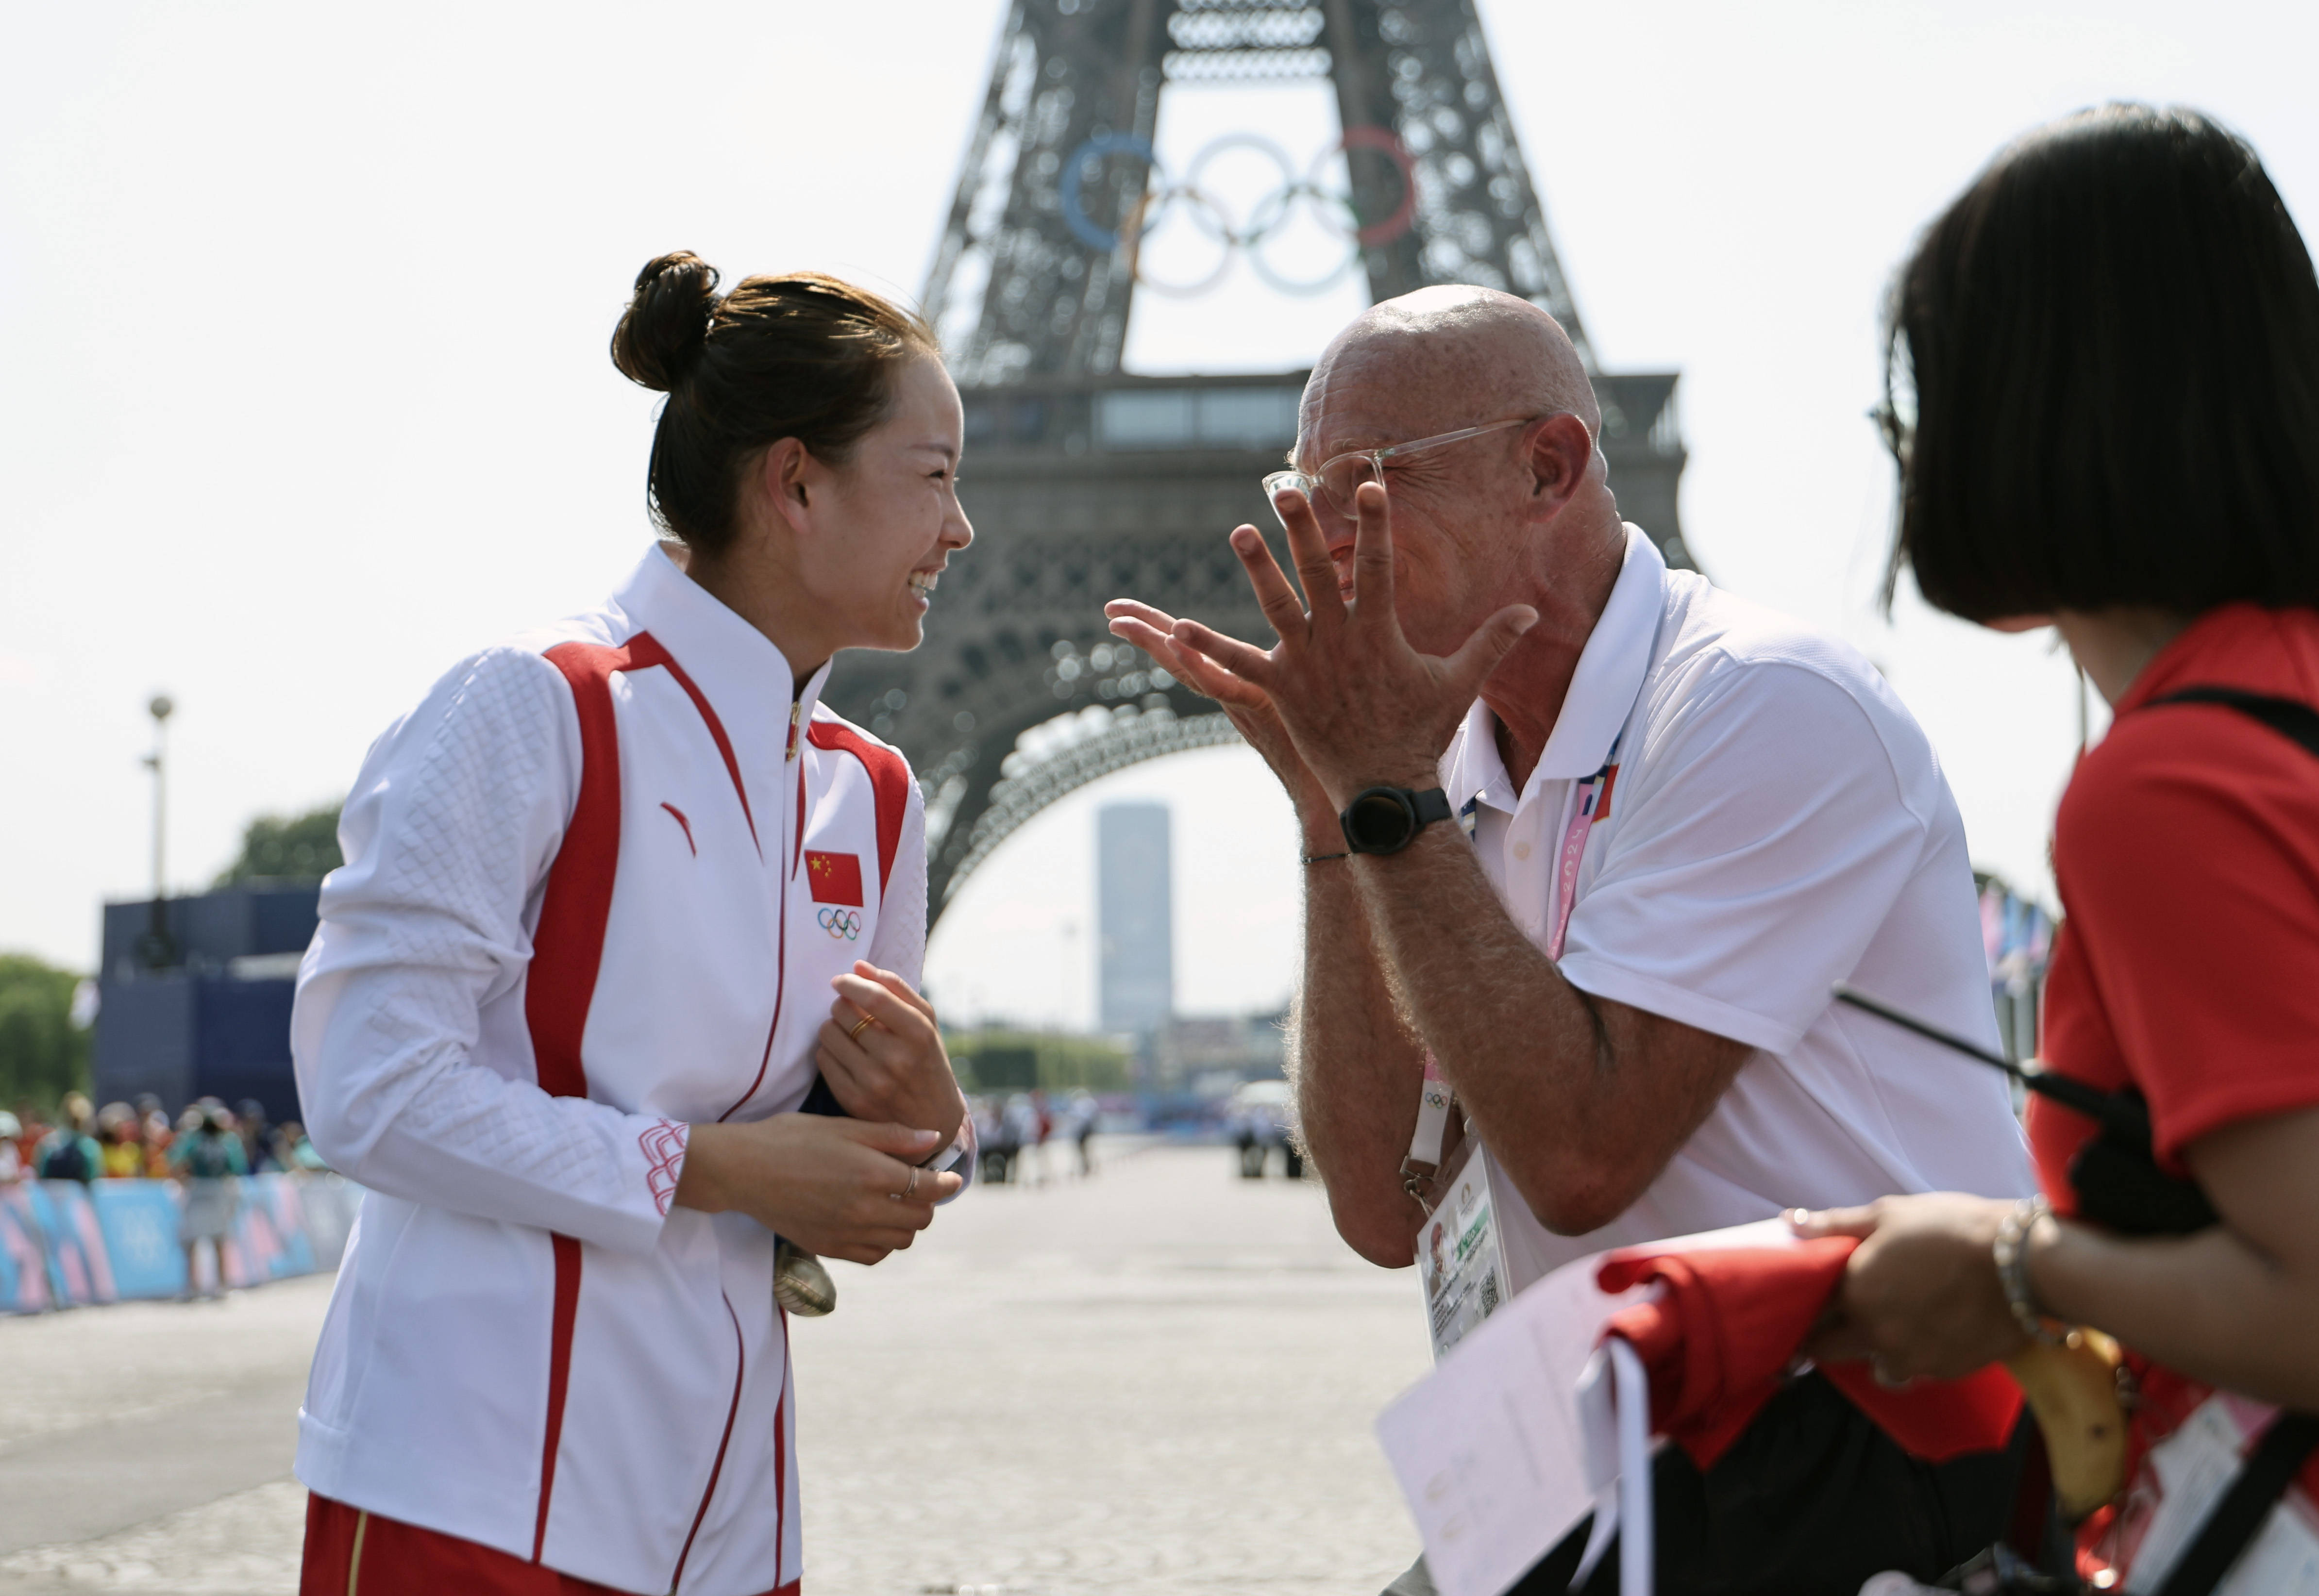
xmin=1418 ymin=1136 xmax=1514 ymax=1362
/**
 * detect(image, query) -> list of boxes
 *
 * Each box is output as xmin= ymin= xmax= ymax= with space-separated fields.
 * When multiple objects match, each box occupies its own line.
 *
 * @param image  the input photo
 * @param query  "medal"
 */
xmin=773 ymin=1240 xmax=837 ymax=1316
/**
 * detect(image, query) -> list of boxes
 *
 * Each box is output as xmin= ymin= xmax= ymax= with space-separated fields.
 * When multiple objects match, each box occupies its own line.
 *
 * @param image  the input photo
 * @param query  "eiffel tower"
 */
xmin=824 ymin=0 xmax=1693 ymax=920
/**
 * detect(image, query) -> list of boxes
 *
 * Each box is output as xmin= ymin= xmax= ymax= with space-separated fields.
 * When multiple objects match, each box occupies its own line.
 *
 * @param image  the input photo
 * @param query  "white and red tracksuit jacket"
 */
xmin=291 ymin=544 xmax=966 ymax=1596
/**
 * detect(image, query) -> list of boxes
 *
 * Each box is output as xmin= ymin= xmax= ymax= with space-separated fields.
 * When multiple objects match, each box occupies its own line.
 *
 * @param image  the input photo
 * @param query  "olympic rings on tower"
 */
xmin=1057 ymin=126 xmax=1419 ymax=298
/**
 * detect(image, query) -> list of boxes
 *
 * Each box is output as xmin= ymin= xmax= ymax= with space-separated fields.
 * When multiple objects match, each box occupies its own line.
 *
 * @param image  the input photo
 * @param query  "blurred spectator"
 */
xmin=135 ymin=1094 xmax=174 ymax=1176
xmin=34 ymin=1094 xmax=101 ymax=1183
xmin=272 ymin=1121 xmax=328 ymax=1173
xmin=1069 ymin=1089 xmax=1099 ymax=1178
xmin=96 ymin=1101 xmax=145 ymax=1179
xmin=1003 ymin=1093 xmax=1042 ymax=1185
xmin=0 ymin=1112 xmax=20 ymax=1184
xmin=169 ymin=1103 xmax=247 ymax=1299
xmin=974 ymin=1096 xmax=1015 ymax=1184
xmin=12 ymin=1100 xmax=50 ymax=1173
xmin=235 ymin=1098 xmax=277 ymax=1174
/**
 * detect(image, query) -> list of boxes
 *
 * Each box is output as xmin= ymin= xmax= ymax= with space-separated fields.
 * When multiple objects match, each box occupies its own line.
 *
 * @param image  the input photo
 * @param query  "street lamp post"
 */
xmin=140 ymin=694 xmax=175 ymax=968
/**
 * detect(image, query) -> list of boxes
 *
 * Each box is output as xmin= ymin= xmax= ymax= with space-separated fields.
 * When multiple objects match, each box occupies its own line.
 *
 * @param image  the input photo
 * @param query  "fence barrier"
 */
xmin=0 ymin=1174 xmax=360 ymax=1313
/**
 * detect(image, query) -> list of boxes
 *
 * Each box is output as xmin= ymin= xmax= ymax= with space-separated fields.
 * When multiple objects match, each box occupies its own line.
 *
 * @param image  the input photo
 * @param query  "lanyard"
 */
xmin=1549 ymin=747 xmax=1620 ymax=962
xmin=1401 ymin=737 xmax=1622 ymax=1208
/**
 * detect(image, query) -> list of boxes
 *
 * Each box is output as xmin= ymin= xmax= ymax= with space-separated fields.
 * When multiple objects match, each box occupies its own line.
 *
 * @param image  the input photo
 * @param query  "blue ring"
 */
xmin=1059 ymin=134 xmax=1160 ymax=252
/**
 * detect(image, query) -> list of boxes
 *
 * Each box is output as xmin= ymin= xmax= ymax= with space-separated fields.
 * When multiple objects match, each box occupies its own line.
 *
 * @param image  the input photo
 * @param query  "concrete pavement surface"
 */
xmin=0 ymin=1143 xmax=1432 ymax=1595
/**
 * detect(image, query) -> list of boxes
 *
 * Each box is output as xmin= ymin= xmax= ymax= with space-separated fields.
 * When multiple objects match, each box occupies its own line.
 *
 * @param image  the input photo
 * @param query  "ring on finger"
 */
xmin=889 ymin=1166 xmax=920 ymax=1202
xmin=848 ymin=1014 xmax=875 ymax=1044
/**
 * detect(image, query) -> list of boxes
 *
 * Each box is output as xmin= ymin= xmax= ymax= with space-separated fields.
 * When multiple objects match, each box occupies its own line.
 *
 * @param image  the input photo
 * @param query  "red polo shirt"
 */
xmin=2033 ymin=601 xmax=2319 ymax=1191
xmin=2029 ymin=602 xmax=2319 ymax=1575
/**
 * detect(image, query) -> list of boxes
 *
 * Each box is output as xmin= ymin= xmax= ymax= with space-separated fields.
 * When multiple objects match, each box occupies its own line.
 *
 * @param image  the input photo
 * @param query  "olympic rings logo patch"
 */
xmin=1059 ymin=127 xmax=1417 ymax=299
xmin=817 ymin=907 xmax=863 ymax=942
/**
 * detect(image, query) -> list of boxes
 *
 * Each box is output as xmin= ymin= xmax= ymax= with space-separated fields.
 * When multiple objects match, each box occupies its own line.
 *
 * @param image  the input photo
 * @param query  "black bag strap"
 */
xmin=2152 ymin=1411 xmax=2319 ymax=1596
xmin=2145 ymin=685 xmax=2319 ymax=759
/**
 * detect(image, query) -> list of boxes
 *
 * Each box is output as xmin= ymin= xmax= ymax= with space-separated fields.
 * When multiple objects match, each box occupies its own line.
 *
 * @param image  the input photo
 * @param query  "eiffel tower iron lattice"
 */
xmin=823 ymin=0 xmax=1693 ymax=922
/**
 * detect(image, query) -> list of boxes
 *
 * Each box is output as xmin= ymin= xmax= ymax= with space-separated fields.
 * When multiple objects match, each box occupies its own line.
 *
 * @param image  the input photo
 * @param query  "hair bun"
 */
xmin=611 ymin=251 xmax=720 ymax=391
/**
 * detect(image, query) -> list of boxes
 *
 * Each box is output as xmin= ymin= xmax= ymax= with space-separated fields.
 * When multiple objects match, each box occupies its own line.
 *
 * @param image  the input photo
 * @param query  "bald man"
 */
xmin=1109 ymin=290 xmax=2034 ymax=1593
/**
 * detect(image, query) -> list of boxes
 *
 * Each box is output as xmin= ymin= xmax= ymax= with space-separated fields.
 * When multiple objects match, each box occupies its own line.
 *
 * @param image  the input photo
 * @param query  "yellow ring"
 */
xmin=848 ymin=1014 xmax=875 ymax=1043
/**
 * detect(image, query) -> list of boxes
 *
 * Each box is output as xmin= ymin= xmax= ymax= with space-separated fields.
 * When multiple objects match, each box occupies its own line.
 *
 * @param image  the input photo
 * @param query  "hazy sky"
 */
xmin=5 ymin=1 xmax=2314 ymax=1028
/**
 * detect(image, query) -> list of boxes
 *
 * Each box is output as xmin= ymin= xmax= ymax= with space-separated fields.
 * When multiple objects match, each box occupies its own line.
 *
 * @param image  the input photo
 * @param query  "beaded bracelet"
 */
xmin=1992 ymin=1195 xmax=2065 ymax=1344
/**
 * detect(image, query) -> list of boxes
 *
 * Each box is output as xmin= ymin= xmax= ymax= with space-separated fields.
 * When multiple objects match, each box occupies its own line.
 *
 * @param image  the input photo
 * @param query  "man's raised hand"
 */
xmin=1103 ymin=594 xmax=1330 ymax=817
xmin=1168 ymin=480 xmax=1537 ymax=806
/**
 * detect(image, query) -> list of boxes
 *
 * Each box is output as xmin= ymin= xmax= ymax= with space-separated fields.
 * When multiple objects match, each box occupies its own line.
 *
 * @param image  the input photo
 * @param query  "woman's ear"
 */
xmin=757 ymin=437 xmax=816 ymax=533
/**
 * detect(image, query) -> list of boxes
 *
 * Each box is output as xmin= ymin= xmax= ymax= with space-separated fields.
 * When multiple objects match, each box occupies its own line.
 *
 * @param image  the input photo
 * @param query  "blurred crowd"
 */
xmin=0 ymin=1091 xmax=324 ymax=1186
xmin=969 ymin=1088 xmax=1099 ymax=1186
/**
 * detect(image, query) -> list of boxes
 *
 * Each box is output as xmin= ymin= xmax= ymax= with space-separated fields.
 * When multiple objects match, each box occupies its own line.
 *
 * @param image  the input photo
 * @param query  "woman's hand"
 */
xmin=817 ymin=963 xmax=965 ymax=1150
xmin=673 ymin=1114 xmax=962 ymax=1264
xmin=1793 ymin=1193 xmax=2030 ymax=1383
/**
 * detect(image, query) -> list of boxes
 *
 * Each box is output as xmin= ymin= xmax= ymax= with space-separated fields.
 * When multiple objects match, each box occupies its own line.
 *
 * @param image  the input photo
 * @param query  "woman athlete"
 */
xmin=291 ymin=253 xmax=975 ymax=1595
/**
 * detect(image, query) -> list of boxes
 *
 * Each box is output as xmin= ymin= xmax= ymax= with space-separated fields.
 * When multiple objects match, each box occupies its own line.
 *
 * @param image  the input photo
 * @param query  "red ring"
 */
xmin=1322 ymin=127 xmax=1418 ymax=247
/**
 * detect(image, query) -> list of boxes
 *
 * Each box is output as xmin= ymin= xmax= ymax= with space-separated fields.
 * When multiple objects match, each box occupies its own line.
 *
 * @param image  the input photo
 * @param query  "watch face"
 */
xmin=1344 ymin=789 xmax=1416 ymax=853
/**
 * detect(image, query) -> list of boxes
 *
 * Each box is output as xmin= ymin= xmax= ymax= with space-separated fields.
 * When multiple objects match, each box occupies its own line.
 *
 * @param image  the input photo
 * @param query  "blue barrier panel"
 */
xmin=89 ymin=1179 xmax=188 ymax=1299
xmin=300 ymin=1176 xmax=358 ymax=1270
xmin=2 ymin=1171 xmax=360 ymax=1313
xmin=0 ymin=1186 xmax=52 ymax=1313
xmin=253 ymin=1175 xmax=318 ymax=1277
xmin=225 ymin=1174 xmax=303 ymax=1284
xmin=31 ymin=1182 xmax=118 ymax=1306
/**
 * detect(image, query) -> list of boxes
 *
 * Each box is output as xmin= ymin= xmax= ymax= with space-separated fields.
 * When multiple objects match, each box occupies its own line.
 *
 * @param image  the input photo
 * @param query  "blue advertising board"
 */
xmin=0 ymin=1174 xmax=358 ymax=1314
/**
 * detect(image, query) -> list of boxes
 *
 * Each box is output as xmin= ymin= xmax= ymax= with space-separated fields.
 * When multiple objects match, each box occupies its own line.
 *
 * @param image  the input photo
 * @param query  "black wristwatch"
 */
xmin=1339 ymin=785 xmax=1454 ymax=856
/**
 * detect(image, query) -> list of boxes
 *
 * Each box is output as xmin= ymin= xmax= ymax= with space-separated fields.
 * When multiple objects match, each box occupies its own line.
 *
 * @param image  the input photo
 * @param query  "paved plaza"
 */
xmin=0 ymin=1144 xmax=1432 ymax=1595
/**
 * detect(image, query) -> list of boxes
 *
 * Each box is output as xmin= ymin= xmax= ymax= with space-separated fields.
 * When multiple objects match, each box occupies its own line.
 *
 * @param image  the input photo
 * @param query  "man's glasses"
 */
xmin=1262 ymin=416 xmax=1551 ymax=522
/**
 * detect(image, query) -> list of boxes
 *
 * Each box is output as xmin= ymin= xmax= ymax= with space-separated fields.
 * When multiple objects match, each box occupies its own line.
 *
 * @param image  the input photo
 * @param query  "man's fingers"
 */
xmin=1788 ymin=1204 xmax=1882 ymax=1240
xmin=1104 ymin=598 xmax=1182 ymax=632
xmin=1160 ymin=639 xmax=1268 ymax=708
xmin=1440 ymin=603 xmax=1538 ymax=696
xmin=1349 ymin=480 xmax=1398 ymax=624
xmin=1171 ymin=617 xmax=1278 ymax=688
xmin=1272 ymin=490 xmax=1346 ymax=625
xmin=1107 ymin=611 xmax=1263 ymax=707
xmin=1226 ymin=524 xmax=1313 ymax=644
xmin=1105 ymin=614 xmax=1176 ymax=657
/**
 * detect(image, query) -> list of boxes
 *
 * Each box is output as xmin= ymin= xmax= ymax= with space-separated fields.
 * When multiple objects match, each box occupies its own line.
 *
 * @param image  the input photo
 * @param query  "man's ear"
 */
xmin=1526 ymin=413 xmax=1595 ymax=506
xmin=757 ymin=437 xmax=816 ymax=535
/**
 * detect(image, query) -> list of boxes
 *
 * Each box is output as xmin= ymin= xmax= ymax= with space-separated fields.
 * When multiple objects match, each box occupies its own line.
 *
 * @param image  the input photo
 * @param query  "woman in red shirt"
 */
xmin=1796 ymin=104 xmax=2319 ymax=1591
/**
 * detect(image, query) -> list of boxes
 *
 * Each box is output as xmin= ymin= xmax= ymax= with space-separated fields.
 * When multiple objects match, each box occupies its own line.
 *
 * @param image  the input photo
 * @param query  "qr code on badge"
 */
xmin=1480 ymin=1271 xmax=1501 ymax=1314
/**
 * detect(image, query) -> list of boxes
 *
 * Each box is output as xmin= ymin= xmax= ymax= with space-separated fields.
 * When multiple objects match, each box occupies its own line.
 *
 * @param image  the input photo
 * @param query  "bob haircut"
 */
xmin=1885 ymin=104 xmax=2319 ymax=621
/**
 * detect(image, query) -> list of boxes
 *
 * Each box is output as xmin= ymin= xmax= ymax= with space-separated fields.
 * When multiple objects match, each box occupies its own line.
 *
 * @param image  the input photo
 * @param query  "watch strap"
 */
xmin=1340 ymin=784 xmax=1455 ymax=855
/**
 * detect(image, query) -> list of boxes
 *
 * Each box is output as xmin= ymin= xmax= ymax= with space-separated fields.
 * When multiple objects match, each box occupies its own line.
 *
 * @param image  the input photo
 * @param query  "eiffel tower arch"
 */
xmin=823 ymin=0 xmax=1694 ymax=922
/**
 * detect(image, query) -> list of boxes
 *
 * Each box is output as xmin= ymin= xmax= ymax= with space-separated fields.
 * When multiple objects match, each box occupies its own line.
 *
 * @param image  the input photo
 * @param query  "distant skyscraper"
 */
xmin=1097 ymin=801 xmax=1173 ymax=1034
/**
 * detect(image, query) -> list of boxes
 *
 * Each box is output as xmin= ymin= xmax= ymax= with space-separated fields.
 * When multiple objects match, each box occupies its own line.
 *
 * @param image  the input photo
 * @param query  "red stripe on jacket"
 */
xmin=805 ymin=721 xmax=911 ymax=892
xmin=524 ymin=634 xmax=764 ymax=1563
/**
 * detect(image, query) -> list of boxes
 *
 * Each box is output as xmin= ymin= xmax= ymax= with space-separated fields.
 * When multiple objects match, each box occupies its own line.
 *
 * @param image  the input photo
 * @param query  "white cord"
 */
xmin=1569 ymin=1336 xmax=1654 ymax=1596
xmin=1610 ymin=1335 xmax=1653 ymax=1596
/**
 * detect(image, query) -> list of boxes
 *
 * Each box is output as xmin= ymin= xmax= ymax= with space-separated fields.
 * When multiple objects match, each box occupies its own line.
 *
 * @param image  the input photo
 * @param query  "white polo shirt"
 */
xmin=1443 ymin=526 xmax=2032 ymax=1286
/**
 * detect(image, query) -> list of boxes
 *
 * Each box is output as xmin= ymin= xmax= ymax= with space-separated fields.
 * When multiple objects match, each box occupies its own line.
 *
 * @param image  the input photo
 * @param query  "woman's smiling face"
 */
xmin=799 ymin=355 xmax=974 ymax=655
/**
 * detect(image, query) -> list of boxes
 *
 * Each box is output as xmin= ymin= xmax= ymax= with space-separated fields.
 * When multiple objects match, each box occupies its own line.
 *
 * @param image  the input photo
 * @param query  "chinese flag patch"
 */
xmin=805 ymin=850 xmax=863 ymax=907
